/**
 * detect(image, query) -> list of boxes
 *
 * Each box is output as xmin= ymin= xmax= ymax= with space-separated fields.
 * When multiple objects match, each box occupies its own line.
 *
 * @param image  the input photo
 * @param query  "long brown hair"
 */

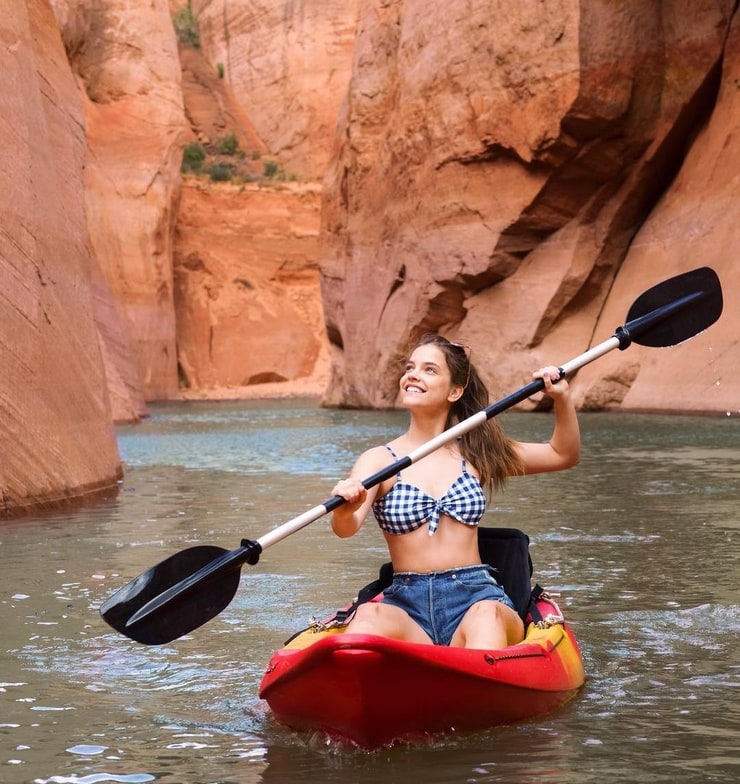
xmin=413 ymin=334 xmax=523 ymax=492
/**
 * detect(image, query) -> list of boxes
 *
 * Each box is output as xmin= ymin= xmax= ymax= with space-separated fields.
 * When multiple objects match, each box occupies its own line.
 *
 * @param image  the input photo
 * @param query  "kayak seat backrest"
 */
xmin=477 ymin=527 xmax=533 ymax=620
xmin=366 ymin=526 xmax=533 ymax=620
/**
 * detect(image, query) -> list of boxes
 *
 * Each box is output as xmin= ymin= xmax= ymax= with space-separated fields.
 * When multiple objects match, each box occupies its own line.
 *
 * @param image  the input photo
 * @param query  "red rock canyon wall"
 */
xmin=320 ymin=0 xmax=739 ymax=414
xmin=172 ymin=40 xmax=330 ymax=393
xmin=174 ymin=181 xmax=328 ymax=390
xmin=0 ymin=0 xmax=122 ymax=516
xmin=54 ymin=0 xmax=187 ymax=407
xmin=192 ymin=0 xmax=360 ymax=179
xmin=2 ymin=0 xmax=738 ymax=516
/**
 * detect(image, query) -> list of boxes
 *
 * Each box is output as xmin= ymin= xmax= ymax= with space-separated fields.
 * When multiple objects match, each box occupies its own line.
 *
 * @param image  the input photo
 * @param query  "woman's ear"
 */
xmin=448 ymin=386 xmax=464 ymax=403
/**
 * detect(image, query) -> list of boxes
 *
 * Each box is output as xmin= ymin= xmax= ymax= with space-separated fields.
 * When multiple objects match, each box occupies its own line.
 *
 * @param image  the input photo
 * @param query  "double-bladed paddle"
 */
xmin=100 ymin=266 xmax=722 ymax=644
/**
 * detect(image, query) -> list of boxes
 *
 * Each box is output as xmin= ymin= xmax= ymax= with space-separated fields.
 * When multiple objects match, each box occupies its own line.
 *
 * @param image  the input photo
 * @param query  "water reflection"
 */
xmin=1 ymin=402 xmax=738 ymax=783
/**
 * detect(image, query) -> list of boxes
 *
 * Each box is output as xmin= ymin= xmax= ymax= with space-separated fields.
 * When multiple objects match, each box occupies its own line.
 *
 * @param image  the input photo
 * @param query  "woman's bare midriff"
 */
xmin=384 ymin=517 xmax=483 ymax=573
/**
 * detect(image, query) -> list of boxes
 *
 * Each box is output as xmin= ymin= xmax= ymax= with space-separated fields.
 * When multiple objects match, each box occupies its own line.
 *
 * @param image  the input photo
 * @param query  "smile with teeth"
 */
xmin=405 ymin=385 xmax=425 ymax=393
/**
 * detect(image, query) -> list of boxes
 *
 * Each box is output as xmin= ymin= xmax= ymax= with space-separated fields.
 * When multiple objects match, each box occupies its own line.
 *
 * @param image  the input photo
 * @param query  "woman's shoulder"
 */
xmin=354 ymin=443 xmax=397 ymax=473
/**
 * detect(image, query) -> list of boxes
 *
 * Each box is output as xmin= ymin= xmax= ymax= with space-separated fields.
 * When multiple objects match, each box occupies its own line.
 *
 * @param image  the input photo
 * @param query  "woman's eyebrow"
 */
xmin=406 ymin=359 xmax=441 ymax=370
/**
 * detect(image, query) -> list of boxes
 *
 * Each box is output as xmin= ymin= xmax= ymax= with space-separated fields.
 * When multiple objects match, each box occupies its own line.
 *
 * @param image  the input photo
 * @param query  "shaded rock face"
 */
xmin=53 ymin=0 xmax=187 ymax=404
xmin=576 ymin=8 xmax=740 ymax=414
xmin=0 ymin=0 xmax=121 ymax=517
xmin=172 ymin=37 xmax=329 ymax=392
xmin=193 ymin=0 xmax=359 ymax=179
xmin=320 ymin=0 xmax=738 ymax=414
xmin=173 ymin=181 xmax=327 ymax=389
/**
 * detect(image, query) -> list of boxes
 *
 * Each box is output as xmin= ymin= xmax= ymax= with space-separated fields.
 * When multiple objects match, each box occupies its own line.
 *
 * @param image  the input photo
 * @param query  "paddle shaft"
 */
xmin=257 ymin=286 xmax=708 ymax=553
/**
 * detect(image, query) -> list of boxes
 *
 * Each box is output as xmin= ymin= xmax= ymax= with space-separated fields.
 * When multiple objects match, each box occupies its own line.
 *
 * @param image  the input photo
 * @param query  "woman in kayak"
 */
xmin=330 ymin=333 xmax=580 ymax=649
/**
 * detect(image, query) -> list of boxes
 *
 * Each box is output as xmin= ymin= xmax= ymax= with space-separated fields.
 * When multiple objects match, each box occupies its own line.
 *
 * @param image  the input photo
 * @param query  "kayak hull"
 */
xmin=259 ymin=594 xmax=585 ymax=748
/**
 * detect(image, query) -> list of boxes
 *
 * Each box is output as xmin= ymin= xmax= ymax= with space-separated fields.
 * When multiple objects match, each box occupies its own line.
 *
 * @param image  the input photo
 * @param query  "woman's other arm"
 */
xmin=514 ymin=368 xmax=581 ymax=475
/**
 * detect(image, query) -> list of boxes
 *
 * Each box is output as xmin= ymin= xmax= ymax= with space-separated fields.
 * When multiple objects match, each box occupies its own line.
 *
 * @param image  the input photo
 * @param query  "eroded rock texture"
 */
xmin=320 ymin=0 xmax=738 ymax=413
xmin=171 ymin=30 xmax=330 ymax=392
xmin=0 ymin=0 xmax=121 ymax=516
xmin=193 ymin=0 xmax=360 ymax=178
xmin=54 ymin=0 xmax=187 ymax=405
xmin=173 ymin=181 xmax=327 ymax=389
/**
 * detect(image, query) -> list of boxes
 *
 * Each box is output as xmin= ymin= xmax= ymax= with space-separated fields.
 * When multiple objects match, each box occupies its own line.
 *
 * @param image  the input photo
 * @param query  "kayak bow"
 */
xmin=259 ymin=589 xmax=584 ymax=748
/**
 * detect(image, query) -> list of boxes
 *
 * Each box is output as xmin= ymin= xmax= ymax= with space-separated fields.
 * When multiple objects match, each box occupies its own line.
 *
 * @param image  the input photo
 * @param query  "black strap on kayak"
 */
xmin=282 ymin=562 xmax=393 ymax=644
xmin=332 ymin=562 xmax=394 ymax=626
xmin=527 ymin=584 xmax=546 ymax=626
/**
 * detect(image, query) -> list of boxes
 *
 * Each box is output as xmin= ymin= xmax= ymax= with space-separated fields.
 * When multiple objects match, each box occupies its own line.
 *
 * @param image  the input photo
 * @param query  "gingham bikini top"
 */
xmin=371 ymin=445 xmax=487 ymax=536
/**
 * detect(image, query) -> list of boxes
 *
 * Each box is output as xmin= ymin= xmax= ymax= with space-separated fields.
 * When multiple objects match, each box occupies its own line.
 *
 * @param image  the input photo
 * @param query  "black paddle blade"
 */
xmin=625 ymin=267 xmax=722 ymax=348
xmin=99 ymin=545 xmax=239 ymax=645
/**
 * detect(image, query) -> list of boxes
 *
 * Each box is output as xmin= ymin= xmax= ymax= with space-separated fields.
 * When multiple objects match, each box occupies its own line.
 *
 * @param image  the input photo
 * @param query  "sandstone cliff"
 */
xmin=192 ymin=0 xmax=360 ymax=179
xmin=174 ymin=179 xmax=329 ymax=391
xmin=54 ymin=0 xmax=187 ymax=407
xmin=577 ymin=9 xmax=740 ymax=413
xmin=0 ymin=0 xmax=121 ymax=516
xmin=173 ymin=36 xmax=330 ymax=394
xmin=320 ymin=0 xmax=738 ymax=414
xmin=3 ymin=0 xmax=739 ymax=519
xmin=58 ymin=0 xmax=335 ymax=410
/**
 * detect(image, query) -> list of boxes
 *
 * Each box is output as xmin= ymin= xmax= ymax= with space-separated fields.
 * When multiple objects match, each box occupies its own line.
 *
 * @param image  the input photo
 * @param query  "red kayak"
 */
xmin=259 ymin=529 xmax=585 ymax=748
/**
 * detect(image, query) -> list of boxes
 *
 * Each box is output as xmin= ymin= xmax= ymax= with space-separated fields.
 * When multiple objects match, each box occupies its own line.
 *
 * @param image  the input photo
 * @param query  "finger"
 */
xmin=534 ymin=366 xmax=562 ymax=382
xmin=332 ymin=481 xmax=353 ymax=499
xmin=335 ymin=482 xmax=366 ymax=504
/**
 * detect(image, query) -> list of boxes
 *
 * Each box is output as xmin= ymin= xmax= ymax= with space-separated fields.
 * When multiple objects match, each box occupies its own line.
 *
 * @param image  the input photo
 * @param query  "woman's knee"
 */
xmin=348 ymin=602 xmax=431 ymax=643
xmin=457 ymin=600 xmax=523 ymax=647
xmin=465 ymin=599 xmax=510 ymax=624
xmin=347 ymin=601 xmax=390 ymax=632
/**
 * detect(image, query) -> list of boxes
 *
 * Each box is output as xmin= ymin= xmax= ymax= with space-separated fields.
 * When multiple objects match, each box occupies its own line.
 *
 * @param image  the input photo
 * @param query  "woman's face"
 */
xmin=399 ymin=344 xmax=461 ymax=409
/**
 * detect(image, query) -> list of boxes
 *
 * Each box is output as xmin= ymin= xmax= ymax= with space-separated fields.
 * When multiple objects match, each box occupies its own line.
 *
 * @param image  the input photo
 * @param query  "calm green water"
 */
xmin=1 ymin=400 xmax=738 ymax=783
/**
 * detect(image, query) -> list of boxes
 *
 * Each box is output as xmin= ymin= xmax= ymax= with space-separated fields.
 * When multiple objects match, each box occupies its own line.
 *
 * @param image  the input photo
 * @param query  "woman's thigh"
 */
xmin=451 ymin=599 xmax=524 ymax=649
xmin=347 ymin=601 xmax=433 ymax=644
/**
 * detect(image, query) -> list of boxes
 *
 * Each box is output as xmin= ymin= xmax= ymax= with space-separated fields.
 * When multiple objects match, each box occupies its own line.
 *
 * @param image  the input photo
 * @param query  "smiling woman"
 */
xmin=330 ymin=333 xmax=581 ymax=649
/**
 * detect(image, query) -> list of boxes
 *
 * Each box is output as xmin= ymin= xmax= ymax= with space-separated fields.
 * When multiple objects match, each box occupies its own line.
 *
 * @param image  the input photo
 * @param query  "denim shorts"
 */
xmin=380 ymin=564 xmax=516 ymax=646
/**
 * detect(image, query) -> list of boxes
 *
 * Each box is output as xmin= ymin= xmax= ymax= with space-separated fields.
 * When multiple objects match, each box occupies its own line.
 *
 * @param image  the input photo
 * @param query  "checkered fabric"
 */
xmin=372 ymin=446 xmax=487 ymax=536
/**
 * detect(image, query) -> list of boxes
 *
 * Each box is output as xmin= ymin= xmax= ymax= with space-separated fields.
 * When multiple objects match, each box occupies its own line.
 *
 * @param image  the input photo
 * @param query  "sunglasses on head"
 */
xmin=446 ymin=341 xmax=472 ymax=388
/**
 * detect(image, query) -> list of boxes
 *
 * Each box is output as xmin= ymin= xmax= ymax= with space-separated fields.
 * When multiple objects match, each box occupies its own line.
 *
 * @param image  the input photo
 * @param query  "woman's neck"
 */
xmin=403 ymin=410 xmax=450 ymax=447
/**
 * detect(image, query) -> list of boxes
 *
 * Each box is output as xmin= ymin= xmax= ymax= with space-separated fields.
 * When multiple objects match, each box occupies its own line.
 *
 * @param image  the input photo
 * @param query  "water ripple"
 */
xmin=2 ymin=404 xmax=738 ymax=784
